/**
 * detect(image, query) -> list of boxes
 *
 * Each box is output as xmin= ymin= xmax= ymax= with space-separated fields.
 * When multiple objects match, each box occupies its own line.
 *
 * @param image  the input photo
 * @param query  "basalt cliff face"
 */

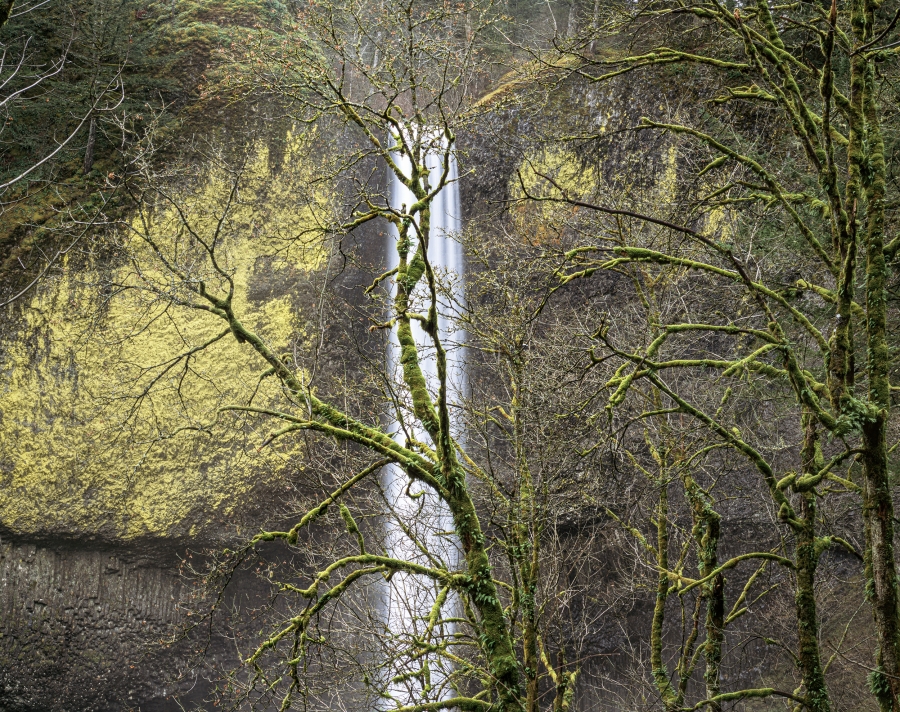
xmin=0 ymin=67 xmax=698 ymax=711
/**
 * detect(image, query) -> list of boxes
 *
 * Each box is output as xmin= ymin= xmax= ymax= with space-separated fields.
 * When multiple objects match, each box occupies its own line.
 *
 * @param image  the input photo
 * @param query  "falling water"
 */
xmin=381 ymin=136 xmax=465 ymax=706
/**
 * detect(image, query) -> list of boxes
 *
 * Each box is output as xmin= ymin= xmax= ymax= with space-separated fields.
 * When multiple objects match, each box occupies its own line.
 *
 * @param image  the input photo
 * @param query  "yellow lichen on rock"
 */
xmin=508 ymin=145 xmax=598 ymax=242
xmin=0 ymin=137 xmax=329 ymax=540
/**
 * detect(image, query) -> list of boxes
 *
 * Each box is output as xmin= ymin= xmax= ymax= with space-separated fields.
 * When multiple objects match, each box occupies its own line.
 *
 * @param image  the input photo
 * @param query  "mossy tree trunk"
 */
xmin=650 ymin=481 xmax=679 ymax=711
xmin=793 ymin=416 xmax=831 ymax=712
xmin=685 ymin=474 xmax=723 ymax=711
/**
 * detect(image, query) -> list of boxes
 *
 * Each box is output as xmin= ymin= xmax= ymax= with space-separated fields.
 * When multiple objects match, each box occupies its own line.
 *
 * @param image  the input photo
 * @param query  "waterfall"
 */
xmin=381 ymin=136 xmax=465 ymax=706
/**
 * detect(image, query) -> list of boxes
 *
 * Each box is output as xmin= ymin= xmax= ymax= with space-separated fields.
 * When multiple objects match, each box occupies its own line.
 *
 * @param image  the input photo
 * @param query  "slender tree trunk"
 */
xmin=795 ymin=493 xmax=831 ymax=712
xmin=83 ymin=115 xmax=96 ymax=174
xmin=552 ymin=650 xmax=578 ymax=711
xmin=795 ymin=418 xmax=831 ymax=712
xmin=683 ymin=472 xmax=723 ymax=710
xmin=702 ymin=550 xmax=724 ymax=710
xmin=651 ymin=483 xmax=678 ymax=711
xmin=703 ymin=573 xmax=724 ymax=711
xmin=512 ymin=362 xmax=539 ymax=712
xmin=862 ymin=419 xmax=900 ymax=710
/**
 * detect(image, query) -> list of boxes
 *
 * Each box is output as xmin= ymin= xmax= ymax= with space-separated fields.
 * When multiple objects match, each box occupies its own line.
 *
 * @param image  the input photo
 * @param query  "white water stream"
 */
xmin=381 ymin=137 xmax=465 ymax=705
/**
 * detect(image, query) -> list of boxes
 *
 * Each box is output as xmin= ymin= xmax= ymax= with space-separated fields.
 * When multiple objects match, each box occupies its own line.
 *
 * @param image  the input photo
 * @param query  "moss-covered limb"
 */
xmin=250 ymin=458 xmax=390 ymax=545
xmin=385 ymin=185 xmax=437 ymax=455
xmin=571 ymin=55 xmax=709 ymax=84
xmin=339 ymin=504 xmax=366 ymax=554
xmin=639 ymin=119 xmax=837 ymax=276
xmin=389 ymin=697 xmax=492 ymax=712
xmin=401 ymin=639 xmax=480 ymax=676
xmin=597 ymin=321 xmax=789 ymax=396
xmin=677 ymin=552 xmax=793 ymax=595
xmin=423 ymin=585 xmax=452 ymax=640
xmin=632 ymin=354 xmax=788 ymax=385
xmin=688 ymin=687 xmax=806 ymax=710
xmin=675 ymin=593 xmax=705 ymax=702
xmin=709 ymin=84 xmax=777 ymax=104
xmin=283 ymin=553 xmax=455 ymax=600
xmin=609 ymin=354 xmax=787 ymax=383
xmin=365 ymin=266 xmax=399 ymax=295
xmin=702 ymin=570 xmax=725 ymax=710
xmin=598 ymin=247 xmax=829 ymax=353
xmin=792 ymin=448 xmax=862 ymax=492
xmin=341 ymin=201 xmax=391 ymax=233
xmin=818 ymin=0 xmax=850 ymax=259
xmin=821 ymin=32 xmax=857 ymax=414
xmin=883 ymin=233 xmax=900 ymax=261
xmin=796 ymin=280 xmax=866 ymax=319
xmin=602 ymin=314 xmax=834 ymax=438
xmin=660 ymin=322 xmax=780 ymax=344
xmin=646 ymin=373 xmax=798 ymax=522
xmin=794 ymin=492 xmax=832 ymax=712
xmin=637 ymin=382 xmax=693 ymax=707
xmin=731 ymin=10 xmax=824 ymax=179
xmin=815 ymin=16 xmax=858 ymax=418
xmin=816 ymin=535 xmax=862 ymax=560
xmin=604 ymin=507 xmax=658 ymax=560
xmin=279 ymin=628 xmax=303 ymax=712
xmin=540 ymin=646 xmax=578 ymax=712
xmin=446 ymin=479 xmax=524 ymax=711
xmin=725 ymin=561 xmax=769 ymax=625
xmin=394 ymin=237 xmax=443 ymax=447
xmin=219 ymin=306 xmax=439 ymax=475
xmin=425 ymin=246 xmax=460 ymax=496
xmin=806 ymin=113 xmax=850 ymax=147
xmin=730 ymin=9 xmax=818 ymax=80
xmin=587 ymin=48 xmax=753 ymax=74
xmin=824 ymin=471 xmax=862 ymax=493
xmin=221 ymin=404 xmax=444 ymax=493
xmin=406 ymin=437 xmax=439 ymax=463
xmin=750 ymin=0 xmax=841 ymax=174
xmin=248 ymin=564 xmax=389 ymax=665
xmin=862 ymin=416 xmax=900 ymax=712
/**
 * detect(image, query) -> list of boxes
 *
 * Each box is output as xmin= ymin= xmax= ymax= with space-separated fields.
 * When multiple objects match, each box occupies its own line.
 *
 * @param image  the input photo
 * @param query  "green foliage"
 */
xmin=868 ymin=666 xmax=892 ymax=705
